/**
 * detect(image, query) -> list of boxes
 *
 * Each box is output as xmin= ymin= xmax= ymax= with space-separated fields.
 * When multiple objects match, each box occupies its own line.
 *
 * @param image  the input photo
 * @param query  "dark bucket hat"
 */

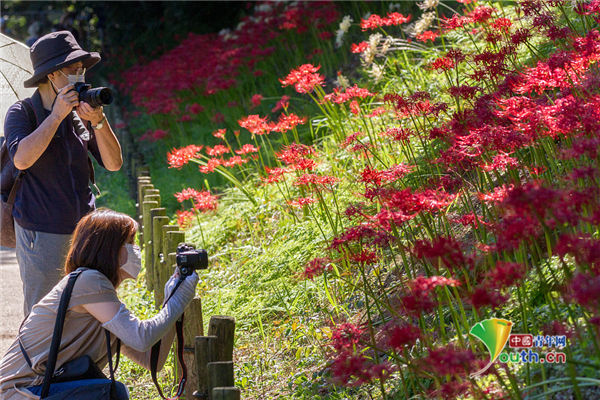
xmin=24 ymin=30 xmax=100 ymax=88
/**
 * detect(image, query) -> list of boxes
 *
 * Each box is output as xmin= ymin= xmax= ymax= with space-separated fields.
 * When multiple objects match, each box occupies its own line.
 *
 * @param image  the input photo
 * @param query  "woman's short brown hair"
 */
xmin=65 ymin=208 xmax=138 ymax=286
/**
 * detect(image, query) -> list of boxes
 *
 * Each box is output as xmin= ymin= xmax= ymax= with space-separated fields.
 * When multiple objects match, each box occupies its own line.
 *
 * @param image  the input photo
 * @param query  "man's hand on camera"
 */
xmin=51 ymin=84 xmax=79 ymax=121
xmin=76 ymin=102 xmax=104 ymax=125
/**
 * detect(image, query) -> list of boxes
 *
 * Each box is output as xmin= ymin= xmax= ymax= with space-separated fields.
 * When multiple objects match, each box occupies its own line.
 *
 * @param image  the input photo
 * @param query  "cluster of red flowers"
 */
xmin=116 ymin=2 xmax=339 ymax=116
xmin=280 ymin=64 xmax=325 ymax=94
xmin=360 ymin=12 xmax=411 ymax=31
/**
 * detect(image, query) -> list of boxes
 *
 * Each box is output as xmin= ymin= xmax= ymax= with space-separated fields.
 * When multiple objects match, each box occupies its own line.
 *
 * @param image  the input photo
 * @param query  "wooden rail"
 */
xmin=136 ymin=168 xmax=239 ymax=399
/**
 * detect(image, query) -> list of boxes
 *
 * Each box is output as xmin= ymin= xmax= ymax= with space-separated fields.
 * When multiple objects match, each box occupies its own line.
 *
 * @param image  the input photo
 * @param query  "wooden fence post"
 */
xmin=142 ymin=201 xmax=158 ymax=291
xmin=137 ymin=182 xmax=153 ymax=246
xmin=182 ymin=298 xmax=203 ymax=398
xmin=145 ymin=193 xmax=161 ymax=206
xmin=151 ymin=215 xmax=169 ymax=296
xmin=194 ymin=336 xmax=217 ymax=400
xmin=208 ymin=316 xmax=236 ymax=362
xmin=158 ymin=225 xmax=180 ymax=300
xmin=207 ymin=362 xmax=234 ymax=400
xmin=211 ymin=388 xmax=240 ymax=400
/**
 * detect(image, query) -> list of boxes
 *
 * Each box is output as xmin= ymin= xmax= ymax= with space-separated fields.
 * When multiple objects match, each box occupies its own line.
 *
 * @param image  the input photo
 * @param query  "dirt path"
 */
xmin=0 ymin=247 xmax=23 ymax=356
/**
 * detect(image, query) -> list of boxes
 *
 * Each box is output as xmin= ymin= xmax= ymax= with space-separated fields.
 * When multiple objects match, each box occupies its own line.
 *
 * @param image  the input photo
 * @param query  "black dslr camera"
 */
xmin=176 ymin=243 xmax=208 ymax=277
xmin=73 ymin=82 xmax=114 ymax=107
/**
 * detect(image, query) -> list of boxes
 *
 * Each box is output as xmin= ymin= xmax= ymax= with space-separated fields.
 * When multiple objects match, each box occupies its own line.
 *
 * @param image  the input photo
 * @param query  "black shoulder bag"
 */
xmin=19 ymin=270 xmax=128 ymax=399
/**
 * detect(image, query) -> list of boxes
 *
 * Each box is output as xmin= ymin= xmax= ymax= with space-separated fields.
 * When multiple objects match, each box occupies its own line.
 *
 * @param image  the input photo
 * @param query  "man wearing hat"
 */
xmin=4 ymin=31 xmax=123 ymax=316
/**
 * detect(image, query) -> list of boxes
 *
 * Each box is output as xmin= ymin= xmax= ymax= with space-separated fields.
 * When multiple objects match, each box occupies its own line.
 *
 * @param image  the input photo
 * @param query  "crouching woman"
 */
xmin=0 ymin=208 xmax=199 ymax=399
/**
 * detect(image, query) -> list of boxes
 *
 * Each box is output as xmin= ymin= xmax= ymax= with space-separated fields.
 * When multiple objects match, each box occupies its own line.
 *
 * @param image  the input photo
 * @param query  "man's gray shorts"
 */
xmin=15 ymin=223 xmax=71 ymax=316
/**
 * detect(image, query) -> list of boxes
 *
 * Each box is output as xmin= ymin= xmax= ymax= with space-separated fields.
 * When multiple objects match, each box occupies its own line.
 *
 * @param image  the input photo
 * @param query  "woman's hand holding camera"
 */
xmin=50 ymin=84 xmax=79 ymax=122
xmin=163 ymin=271 xmax=199 ymax=306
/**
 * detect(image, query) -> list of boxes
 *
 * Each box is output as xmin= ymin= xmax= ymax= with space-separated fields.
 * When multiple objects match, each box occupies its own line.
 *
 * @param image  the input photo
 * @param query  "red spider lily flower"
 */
xmin=280 ymin=64 xmax=325 ymax=94
xmin=416 ymin=30 xmax=439 ymax=42
xmin=178 ymin=114 xmax=192 ymax=122
xmin=565 ymin=272 xmax=600 ymax=310
xmin=448 ymin=85 xmax=481 ymax=99
xmin=423 ymin=344 xmax=477 ymax=376
xmin=348 ymin=249 xmax=378 ymax=265
xmin=485 ymin=261 xmax=526 ymax=289
xmin=441 ymin=14 xmax=471 ymax=32
xmin=261 ymin=167 xmax=289 ymax=184
xmin=332 ymin=323 xmax=365 ymax=351
xmin=351 ymin=41 xmax=369 ymax=53
xmin=176 ymin=210 xmax=195 ymax=229
xmin=221 ymin=155 xmax=248 ymax=167
xmin=478 ymin=184 xmax=514 ymax=204
xmin=349 ymin=100 xmax=360 ymax=115
xmin=555 ymin=233 xmax=600 ymax=268
xmin=341 ymin=132 xmax=362 ymax=148
xmin=329 ymin=224 xmax=394 ymax=250
xmin=450 ymin=213 xmax=490 ymax=228
xmin=211 ymin=112 xmax=225 ymax=124
xmin=470 ymin=284 xmax=509 ymax=309
xmin=482 ymin=152 xmax=519 ymax=172
xmin=410 ymin=275 xmax=461 ymax=293
xmin=400 ymin=291 xmax=437 ymax=315
xmin=212 ymin=129 xmax=226 ymax=140
xmin=368 ymin=107 xmax=387 ymax=117
xmin=294 ymin=173 xmax=339 ymax=188
xmin=199 ymin=158 xmax=222 ymax=173
xmin=360 ymin=12 xmax=411 ymax=31
xmin=359 ymin=164 xmax=413 ymax=186
xmin=273 ymin=113 xmax=307 ymax=133
xmin=235 ymin=144 xmax=260 ymax=155
xmin=492 ymin=17 xmax=512 ymax=32
xmin=380 ymin=321 xmax=421 ymax=350
xmin=301 ymin=257 xmax=331 ymax=279
xmin=167 ymin=144 xmax=203 ymax=169
xmin=429 ymin=380 xmax=472 ymax=400
xmin=330 ymin=350 xmax=372 ymax=387
xmin=495 ymin=214 xmax=541 ymax=250
xmin=250 ymin=93 xmax=263 ymax=109
xmin=238 ymin=114 xmax=273 ymax=136
xmin=380 ymin=127 xmax=412 ymax=142
xmin=174 ymin=188 xmax=218 ymax=211
xmin=205 ymin=145 xmax=230 ymax=156
xmin=187 ymin=103 xmax=204 ymax=114
xmin=323 ymin=85 xmax=375 ymax=104
xmin=360 ymin=14 xmax=386 ymax=31
xmin=174 ymin=188 xmax=202 ymax=203
xmin=413 ymin=236 xmax=468 ymax=271
xmin=271 ymin=95 xmax=290 ymax=113
xmin=276 ymin=143 xmax=314 ymax=165
xmin=227 ymin=101 xmax=239 ymax=108
xmin=466 ymin=6 xmax=496 ymax=23
xmin=288 ymin=197 xmax=316 ymax=208
xmin=142 ymin=129 xmax=168 ymax=142
xmin=542 ymin=321 xmax=575 ymax=339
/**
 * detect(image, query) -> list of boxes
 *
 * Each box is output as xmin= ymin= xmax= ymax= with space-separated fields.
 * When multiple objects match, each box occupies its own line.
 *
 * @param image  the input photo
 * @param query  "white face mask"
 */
xmin=121 ymin=244 xmax=142 ymax=280
xmin=60 ymin=68 xmax=85 ymax=85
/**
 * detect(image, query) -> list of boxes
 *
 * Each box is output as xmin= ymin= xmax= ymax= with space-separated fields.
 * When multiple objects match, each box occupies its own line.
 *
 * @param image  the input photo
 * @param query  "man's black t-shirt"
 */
xmin=4 ymin=91 xmax=104 ymax=234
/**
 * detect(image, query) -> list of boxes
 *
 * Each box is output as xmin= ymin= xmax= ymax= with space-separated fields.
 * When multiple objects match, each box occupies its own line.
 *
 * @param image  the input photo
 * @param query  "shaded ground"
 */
xmin=0 ymin=247 xmax=23 ymax=356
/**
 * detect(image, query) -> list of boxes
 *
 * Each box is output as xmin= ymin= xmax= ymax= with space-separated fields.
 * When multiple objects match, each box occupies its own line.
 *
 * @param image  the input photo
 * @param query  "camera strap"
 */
xmin=150 ymin=287 xmax=188 ymax=400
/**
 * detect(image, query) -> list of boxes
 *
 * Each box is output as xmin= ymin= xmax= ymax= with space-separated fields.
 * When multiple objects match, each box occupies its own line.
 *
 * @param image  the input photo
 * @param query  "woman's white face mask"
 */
xmin=121 ymin=244 xmax=142 ymax=280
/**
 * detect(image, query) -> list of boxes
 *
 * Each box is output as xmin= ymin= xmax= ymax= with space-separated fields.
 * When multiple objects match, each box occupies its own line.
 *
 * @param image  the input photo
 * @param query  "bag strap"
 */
xmin=40 ymin=270 xmax=84 ymax=398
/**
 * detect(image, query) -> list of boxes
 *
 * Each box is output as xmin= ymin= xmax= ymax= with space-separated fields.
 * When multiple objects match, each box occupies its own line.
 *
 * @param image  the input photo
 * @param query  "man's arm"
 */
xmin=12 ymin=84 xmax=78 ymax=170
xmin=77 ymin=101 xmax=123 ymax=171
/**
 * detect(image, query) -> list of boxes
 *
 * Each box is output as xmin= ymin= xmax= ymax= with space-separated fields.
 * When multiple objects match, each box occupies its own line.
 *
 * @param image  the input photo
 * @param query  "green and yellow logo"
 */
xmin=469 ymin=318 xmax=513 ymax=377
